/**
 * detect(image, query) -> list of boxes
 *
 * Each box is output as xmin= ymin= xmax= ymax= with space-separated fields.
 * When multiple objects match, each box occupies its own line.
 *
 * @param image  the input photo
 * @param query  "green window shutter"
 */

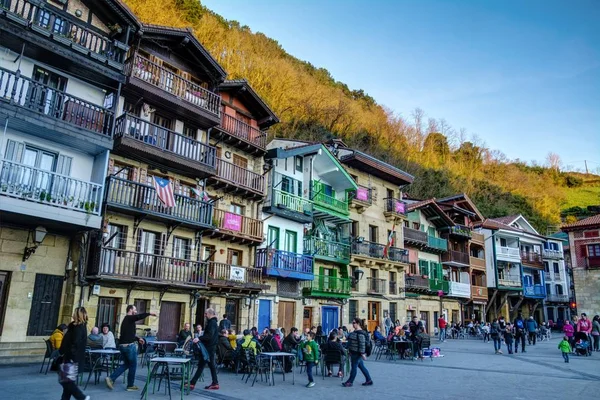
xmin=331 ymin=268 xmax=337 ymax=290
xmin=428 ymin=227 xmax=435 ymax=237
xmin=297 ymin=181 xmax=302 ymax=197
xmin=319 ymin=266 xmax=325 ymax=290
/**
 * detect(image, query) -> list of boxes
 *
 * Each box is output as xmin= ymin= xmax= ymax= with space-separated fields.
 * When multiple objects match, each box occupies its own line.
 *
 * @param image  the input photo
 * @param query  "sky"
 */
xmin=202 ymin=0 xmax=600 ymax=172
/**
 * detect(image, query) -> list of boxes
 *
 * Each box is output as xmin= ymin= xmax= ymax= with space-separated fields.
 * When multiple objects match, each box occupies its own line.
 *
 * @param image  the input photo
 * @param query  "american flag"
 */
xmin=153 ymin=176 xmax=176 ymax=208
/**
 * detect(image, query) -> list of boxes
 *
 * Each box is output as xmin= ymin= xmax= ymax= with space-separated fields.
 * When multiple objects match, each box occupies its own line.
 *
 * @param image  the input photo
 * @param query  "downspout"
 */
xmin=492 ymin=230 xmax=499 ymax=317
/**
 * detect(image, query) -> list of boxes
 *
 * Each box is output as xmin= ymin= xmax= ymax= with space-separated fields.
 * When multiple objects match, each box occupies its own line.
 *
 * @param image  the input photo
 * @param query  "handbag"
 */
xmin=58 ymin=362 xmax=79 ymax=384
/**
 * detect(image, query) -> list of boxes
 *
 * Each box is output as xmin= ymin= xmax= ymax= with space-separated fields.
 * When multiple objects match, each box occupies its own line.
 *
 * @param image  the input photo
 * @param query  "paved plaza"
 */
xmin=1 ymin=337 xmax=599 ymax=400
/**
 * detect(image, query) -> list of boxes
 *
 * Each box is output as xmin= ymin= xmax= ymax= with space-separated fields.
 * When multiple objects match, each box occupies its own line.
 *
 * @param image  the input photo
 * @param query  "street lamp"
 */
xmin=23 ymin=226 xmax=47 ymax=261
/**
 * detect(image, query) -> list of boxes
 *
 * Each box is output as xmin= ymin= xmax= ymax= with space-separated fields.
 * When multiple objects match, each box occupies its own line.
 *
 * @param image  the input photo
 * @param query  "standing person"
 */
xmin=438 ymin=315 xmax=447 ymax=342
xmin=526 ymin=316 xmax=538 ymax=345
xmin=189 ymin=308 xmax=219 ymax=391
xmin=342 ymin=318 xmax=373 ymax=387
xmin=563 ymin=320 xmax=575 ymax=350
xmin=302 ymin=332 xmax=319 ymax=388
xmin=513 ymin=313 xmax=526 ymax=353
xmin=577 ymin=313 xmax=592 ymax=337
xmin=591 ymin=315 xmax=600 ymax=352
xmin=58 ymin=307 xmax=90 ymax=400
xmin=384 ymin=314 xmax=393 ymax=336
xmin=504 ymin=323 xmax=514 ymax=354
xmin=490 ymin=318 xmax=502 ymax=354
xmin=106 ymin=305 xmax=156 ymax=391
xmin=177 ymin=323 xmax=192 ymax=347
xmin=482 ymin=323 xmax=490 ymax=343
xmin=558 ymin=336 xmax=572 ymax=363
xmin=219 ymin=314 xmax=231 ymax=332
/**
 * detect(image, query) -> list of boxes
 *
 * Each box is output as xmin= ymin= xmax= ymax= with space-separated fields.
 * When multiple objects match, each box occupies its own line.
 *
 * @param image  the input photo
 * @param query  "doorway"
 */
xmin=96 ymin=297 xmax=119 ymax=333
xmin=367 ymin=301 xmax=380 ymax=333
xmin=258 ymin=299 xmax=272 ymax=330
xmin=195 ymin=298 xmax=209 ymax=328
xmin=27 ymin=274 xmax=63 ymax=336
xmin=0 ymin=271 xmax=10 ymax=335
xmin=302 ymin=307 xmax=312 ymax=331
xmin=278 ymin=301 xmax=296 ymax=330
xmin=321 ymin=306 xmax=339 ymax=335
xmin=225 ymin=299 xmax=239 ymax=331
xmin=158 ymin=301 xmax=181 ymax=341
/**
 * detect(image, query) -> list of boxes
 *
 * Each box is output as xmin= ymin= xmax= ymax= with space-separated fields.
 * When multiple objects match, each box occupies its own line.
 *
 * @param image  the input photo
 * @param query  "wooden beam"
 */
xmin=511 ymin=295 xmax=525 ymax=312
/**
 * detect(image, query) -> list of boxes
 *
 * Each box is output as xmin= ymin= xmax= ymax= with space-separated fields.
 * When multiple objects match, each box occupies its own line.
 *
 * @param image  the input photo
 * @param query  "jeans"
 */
xmin=562 ymin=352 xmax=569 ymax=362
xmin=439 ymin=328 xmax=446 ymax=342
xmin=191 ymin=347 xmax=218 ymax=385
xmin=110 ymin=343 xmax=138 ymax=388
xmin=528 ymin=332 xmax=537 ymax=345
xmin=515 ymin=333 xmax=526 ymax=352
xmin=347 ymin=353 xmax=371 ymax=384
xmin=492 ymin=336 xmax=502 ymax=352
xmin=506 ymin=341 xmax=513 ymax=353
xmin=592 ymin=335 xmax=599 ymax=351
xmin=306 ymin=361 xmax=315 ymax=383
xmin=483 ymin=333 xmax=490 ymax=342
xmin=60 ymin=381 xmax=86 ymax=400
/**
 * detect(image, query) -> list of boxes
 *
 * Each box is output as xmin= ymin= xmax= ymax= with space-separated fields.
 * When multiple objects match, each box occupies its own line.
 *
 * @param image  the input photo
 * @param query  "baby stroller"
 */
xmin=574 ymin=332 xmax=592 ymax=356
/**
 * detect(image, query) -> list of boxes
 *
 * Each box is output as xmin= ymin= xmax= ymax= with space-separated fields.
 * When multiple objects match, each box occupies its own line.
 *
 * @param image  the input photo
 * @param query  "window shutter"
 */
xmin=4 ymin=139 xmax=24 ymax=162
xmin=56 ymin=155 xmax=73 ymax=176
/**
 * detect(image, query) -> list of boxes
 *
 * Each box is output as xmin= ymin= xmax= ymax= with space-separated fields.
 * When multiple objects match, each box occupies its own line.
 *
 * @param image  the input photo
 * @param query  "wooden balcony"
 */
xmin=263 ymin=188 xmax=313 ymax=224
xmin=255 ymin=248 xmax=314 ymax=281
xmin=88 ymin=248 xmax=208 ymax=289
xmin=367 ymin=277 xmax=387 ymax=295
xmin=383 ymin=197 xmax=407 ymax=222
xmin=403 ymin=226 xmax=447 ymax=253
xmin=497 ymin=246 xmax=521 ymax=259
xmin=447 ymin=281 xmax=471 ymax=298
xmin=470 ymin=255 xmax=486 ymax=271
xmin=304 ymin=237 xmax=350 ymax=264
xmin=124 ymin=54 xmax=221 ymax=126
xmin=113 ymin=113 xmax=216 ymax=179
xmin=311 ymin=181 xmax=349 ymax=218
xmin=207 ymin=208 xmax=263 ymax=245
xmin=443 ymin=225 xmax=472 ymax=240
xmin=471 ymin=231 xmax=485 ymax=245
xmin=104 ymin=176 xmax=213 ymax=230
xmin=441 ymin=250 xmax=470 ymax=266
xmin=404 ymin=274 xmax=430 ymax=292
xmin=206 ymin=157 xmax=265 ymax=199
xmin=0 ymin=67 xmax=114 ymax=152
xmin=471 ymin=285 xmax=488 ymax=301
xmin=301 ymin=274 xmax=351 ymax=299
xmin=349 ymin=185 xmax=372 ymax=214
xmin=520 ymin=251 xmax=544 ymax=269
xmin=207 ymin=261 xmax=266 ymax=293
xmin=213 ymin=113 xmax=267 ymax=155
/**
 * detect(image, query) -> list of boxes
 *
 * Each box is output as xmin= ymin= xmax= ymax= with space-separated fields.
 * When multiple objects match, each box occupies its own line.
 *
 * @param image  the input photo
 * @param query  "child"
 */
xmin=302 ymin=332 xmax=319 ymax=388
xmin=228 ymin=329 xmax=237 ymax=350
xmin=504 ymin=323 xmax=514 ymax=354
xmin=558 ymin=336 xmax=572 ymax=363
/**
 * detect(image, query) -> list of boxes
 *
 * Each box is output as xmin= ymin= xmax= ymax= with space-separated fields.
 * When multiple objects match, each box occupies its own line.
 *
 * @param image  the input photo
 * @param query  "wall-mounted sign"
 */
xmin=230 ymin=266 xmax=245 ymax=282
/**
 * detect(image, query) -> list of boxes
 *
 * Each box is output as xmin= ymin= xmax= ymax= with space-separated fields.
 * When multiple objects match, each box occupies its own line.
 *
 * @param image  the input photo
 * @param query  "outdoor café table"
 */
xmin=392 ymin=340 xmax=413 ymax=360
xmin=259 ymin=351 xmax=295 ymax=386
xmin=84 ymin=349 xmax=120 ymax=389
xmin=141 ymin=357 xmax=191 ymax=400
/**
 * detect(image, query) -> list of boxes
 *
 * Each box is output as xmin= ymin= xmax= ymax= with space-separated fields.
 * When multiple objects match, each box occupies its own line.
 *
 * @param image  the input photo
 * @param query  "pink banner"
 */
xmin=356 ymin=187 xmax=369 ymax=201
xmin=395 ymin=201 xmax=405 ymax=214
xmin=223 ymin=212 xmax=242 ymax=232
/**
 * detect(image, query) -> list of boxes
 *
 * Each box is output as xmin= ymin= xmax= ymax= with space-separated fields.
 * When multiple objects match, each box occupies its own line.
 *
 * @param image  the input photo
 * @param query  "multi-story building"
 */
xmin=542 ymin=236 xmax=570 ymax=323
xmin=561 ymin=214 xmax=600 ymax=316
xmin=0 ymin=0 xmax=139 ymax=361
xmin=259 ymin=139 xmax=356 ymax=333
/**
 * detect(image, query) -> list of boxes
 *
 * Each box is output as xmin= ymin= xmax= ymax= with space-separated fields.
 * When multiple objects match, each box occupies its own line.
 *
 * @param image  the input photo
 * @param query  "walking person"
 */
xmin=558 ymin=336 xmax=572 ymax=363
xmin=591 ymin=315 xmax=600 ymax=352
xmin=490 ymin=318 xmax=502 ymax=354
xmin=342 ymin=318 xmax=373 ymax=387
xmin=384 ymin=314 xmax=393 ymax=336
xmin=563 ymin=320 xmax=575 ymax=351
xmin=106 ymin=305 xmax=156 ymax=391
xmin=58 ymin=307 xmax=90 ymax=400
xmin=526 ymin=316 xmax=538 ymax=345
xmin=513 ymin=313 xmax=526 ymax=353
xmin=504 ymin=323 xmax=514 ymax=354
xmin=189 ymin=308 xmax=219 ymax=390
xmin=302 ymin=331 xmax=319 ymax=387
xmin=438 ymin=315 xmax=447 ymax=342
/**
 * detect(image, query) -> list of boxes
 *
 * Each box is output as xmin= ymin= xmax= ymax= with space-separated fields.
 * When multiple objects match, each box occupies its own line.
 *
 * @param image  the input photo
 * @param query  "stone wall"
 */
xmin=572 ymin=268 xmax=600 ymax=317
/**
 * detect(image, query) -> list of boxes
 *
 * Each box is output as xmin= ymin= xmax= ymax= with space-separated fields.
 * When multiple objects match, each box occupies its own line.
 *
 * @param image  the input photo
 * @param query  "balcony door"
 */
xmin=137 ymin=230 xmax=161 ymax=279
xmin=29 ymin=66 xmax=67 ymax=116
xmin=21 ymin=146 xmax=56 ymax=193
xmin=285 ymin=230 xmax=297 ymax=253
xmin=152 ymin=114 xmax=171 ymax=150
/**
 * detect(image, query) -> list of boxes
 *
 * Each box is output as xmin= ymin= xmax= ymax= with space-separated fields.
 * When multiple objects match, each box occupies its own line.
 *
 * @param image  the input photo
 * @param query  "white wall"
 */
xmin=261 ymin=214 xmax=305 ymax=254
xmin=480 ymin=228 xmax=497 ymax=287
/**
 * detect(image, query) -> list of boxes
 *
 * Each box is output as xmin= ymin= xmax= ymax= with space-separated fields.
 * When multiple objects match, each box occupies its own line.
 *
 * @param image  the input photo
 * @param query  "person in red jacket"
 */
xmin=438 ymin=316 xmax=447 ymax=342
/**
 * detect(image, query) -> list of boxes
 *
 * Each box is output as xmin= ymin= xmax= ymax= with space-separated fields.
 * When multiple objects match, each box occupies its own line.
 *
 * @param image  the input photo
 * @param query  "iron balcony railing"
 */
xmin=350 ymin=185 xmax=372 ymax=204
xmin=114 ymin=113 xmax=216 ymax=168
xmin=352 ymin=240 xmax=385 ymax=259
xmin=389 ymin=247 xmax=410 ymax=263
xmin=383 ymin=197 xmax=407 ymax=215
xmin=403 ymin=227 xmax=427 ymax=244
xmin=304 ymin=237 xmax=350 ymax=263
xmin=215 ymin=157 xmax=264 ymax=194
xmin=367 ymin=277 xmax=386 ymax=295
xmin=255 ymin=248 xmax=313 ymax=275
xmin=547 ymin=293 xmax=569 ymax=302
xmin=0 ymin=159 xmax=102 ymax=215
xmin=269 ymin=188 xmax=313 ymax=215
xmin=105 ymin=176 xmax=213 ymax=226
xmin=442 ymin=250 xmax=470 ymax=265
xmin=524 ymin=284 xmax=545 ymax=297
xmin=0 ymin=67 xmax=114 ymax=136
xmin=207 ymin=262 xmax=263 ymax=285
xmin=219 ymin=113 xmax=267 ymax=149
xmin=301 ymin=274 xmax=351 ymax=295
xmin=1 ymin=0 xmax=127 ymax=66
xmin=212 ymin=208 xmax=263 ymax=242
xmin=404 ymin=275 xmax=430 ymax=290
xmin=95 ymin=247 xmax=208 ymax=286
xmin=125 ymin=54 xmax=221 ymax=116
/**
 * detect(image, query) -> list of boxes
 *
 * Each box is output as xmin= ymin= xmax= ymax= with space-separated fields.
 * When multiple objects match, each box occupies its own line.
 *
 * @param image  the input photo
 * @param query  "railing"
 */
xmin=389 ymin=280 xmax=397 ymax=295
xmin=498 ymin=277 xmax=522 ymax=287
xmin=543 ymin=249 xmax=562 ymax=259
xmin=586 ymin=256 xmax=600 ymax=269
xmin=125 ymin=54 xmax=221 ymax=116
xmin=389 ymin=247 xmax=410 ymax=263
xmin=521 ymin=251 xmax=543 ymax=266
xmin=403 ymin=227 xmax=427 ymax=244
xmin=311 ymin=183 xmax=349 ymax=214
xmin=429 ymin=279 xmax=449 ymax=293
xmin=213 ymin=208 xmax=263 ymax=241
xmin=471 ymin=285 xmax=488 ymax=299
xmin=255 ymin=248 xmax=313 ymax=275
xmin=470 ymin=256 xmax=486 ymax=269
xmin=442 ymin=250 xmax=470 ymax=265
xmin=498 ymin=246 xmax=520 ymax=258
xmin=96 ymin=248 xmax=207 ymax=285
xmin=215 ymin=157 xmax=264 ymax=194
xmin=447 ymin=281 xmax=471 ymax=298
xmin=220 ymin=113 xmax=266 ymax=149
xmin=523 ymin=284 xmax=545 ymax=297
xmin=547 ymin=293 xmax=569 ymax=302
xmin=0 ymin=159 xmax=102 ymax=215
xmin=1 ymin=0 xmax=125 ymax=64
xmin=404 ymin=275 xmax=430 ymax=290
xmin=105 ymin=176 xmax=213 ymax=225
xmin=352 ymin=240 xmax=385 ymax=259
xmin=383 ymin=197 xmax=407 ymax=215
xmin=301 ymin=274 xmax=351 ymax=295
xmin=428 ymin=235 xmax=448 ymax=251
xmin=447 ymin=225 xmax=472 ymax=238
xmin=270 ymin=188 xmax=313 ymax=215
xmin=304 ymin=237 xmax=350 ymax=262
xmin=0 ymin=67 xmax=114 ymax=136
xmin=471 ymin=231 xmax=485 ymax=244
xmin=367 ymin=277 xmax=387 ymax=295
xmin=553 ymin=272 xmax=561 ymax=281
xmin=114 ymin=113 xmax=216 ymax=168
xmin=350 ymin=185 xmax=372 ymax=204
xmin=208 ymin=261 xmax=263 ymax=285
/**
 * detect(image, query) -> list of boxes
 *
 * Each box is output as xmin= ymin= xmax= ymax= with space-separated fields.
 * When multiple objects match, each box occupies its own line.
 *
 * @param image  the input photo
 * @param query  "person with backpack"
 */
xmin=513 ymin=313 xmax=526 ymax=353
xmin=342 ymin=318 xmax=373 ymax=387
xmin=490 ymin=318 xmax=502 ymax=354
xmin=526 ymin=316 xmax=538 ymax=345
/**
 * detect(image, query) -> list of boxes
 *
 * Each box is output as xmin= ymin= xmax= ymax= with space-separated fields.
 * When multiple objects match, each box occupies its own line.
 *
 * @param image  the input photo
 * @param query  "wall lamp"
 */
xmin=23 ymin=226 xmax=47 ymax=262
xmin=351 ymin=268 xmax=364 ymax=285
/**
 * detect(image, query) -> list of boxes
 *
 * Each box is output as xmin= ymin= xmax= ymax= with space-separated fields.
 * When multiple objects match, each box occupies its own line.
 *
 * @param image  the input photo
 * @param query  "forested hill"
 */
xmin=124 ymin=0 xmax=599 ymax=233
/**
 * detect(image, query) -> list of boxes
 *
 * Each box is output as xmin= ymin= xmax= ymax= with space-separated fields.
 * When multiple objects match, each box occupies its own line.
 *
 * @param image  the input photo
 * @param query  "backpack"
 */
xmin=363 ymin=332 xmax=373 ymax=357
xmin=490 ymin=324 xmax=498 ymax=335
xmin=516 ymin=319 xmax=524 ymax=330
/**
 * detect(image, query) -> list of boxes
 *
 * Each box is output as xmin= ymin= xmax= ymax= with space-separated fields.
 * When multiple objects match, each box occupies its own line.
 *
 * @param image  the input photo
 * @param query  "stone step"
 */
xmin=0 ymin=355 xmax=43 ymax=365
xmin=0 ymin=342 xmax=46 ymax=364
xmin=0 ymin=341 xmax=46 ymax=350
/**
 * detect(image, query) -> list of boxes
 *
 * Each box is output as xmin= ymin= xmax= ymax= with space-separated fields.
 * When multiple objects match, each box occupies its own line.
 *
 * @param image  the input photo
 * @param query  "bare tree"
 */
xmin=545 ymin=152 xmax=562 ymax=171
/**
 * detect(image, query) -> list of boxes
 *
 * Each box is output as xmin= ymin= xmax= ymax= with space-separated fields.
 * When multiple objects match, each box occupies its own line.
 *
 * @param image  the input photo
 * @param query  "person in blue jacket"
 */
xmin=526 ymin=316 xmax=538 ymax=345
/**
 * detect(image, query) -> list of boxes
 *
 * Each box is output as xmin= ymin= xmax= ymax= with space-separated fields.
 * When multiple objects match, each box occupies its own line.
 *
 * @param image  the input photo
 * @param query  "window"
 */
xmin=412 ymin=222 xmax=420 ymax=230
xmin=134 ymin=299 xmax=149 ymax=325
xmin=152 ymin=113 xmax=172 ymax=130
xmin=225 ymin=299 xmax=239 ymax=331
xmin=544 ymin=262 xmax=549 ymax=272
xmin=233 ymin=154 xmax=248 ymax=169
xmin=230 ymin=203 xmax=244 ymax=215
xmin=0 ymin=271 xmax=10 ymax=335
xmin=172 ymin=237 xmax=191 ymax=260
xmin=389 ymin=302 xmax=397 ymax=323
xmin=555 ymin=285 xmax=564 ymax=295
xmin=138 ymin=230 xmax=161 ymax=255
xmin=349 ymin=300 xmax=358 ymax=322
xmin=96 ymin=297 xmax=119 ymax=332
xmin=351 ymin=221 xmax=359 ymax=238
xmin=112 ymin=163 xmax=131 ymax=180
xmin=389 ymin=271 xmax=396 ymax=283
xmin=281 ymin=176 xmax=291 ymax=193
xmin=285 ymin=230 xmax=297 ymax=253
xmin=500 ymin=238 xmax=507 ymax=247
xmin=295 ymin=156 xmax=303 ymax=172
xmin=350 ymin=266 xmax=358 ymax=290
xmin=587 ymin=244 xmax=600 ymax=257
xmin=183 ymin=124 xmax=197 ymax=139
xmin=227 ymin=249 xmax=242 ymax=266
xmin=386 ymin=188 xmax=394 ymax=199
xmin=418 ymin=260 xmax=429 ymax=276
xmin=404 ymin=220 xmax=409 ymax=228
xmin=434 ymin=311 xmax=439 ymax=328
xmin=123 ymin=100 xmax=141 ymax=116
xmin=369 ymin=225 xmax=378 ymax=243
xmin=546 ymin=284 xmax=551 ymax=294
xmin=106 ymin=224 xmax=127 ymax=249
xmin=202 ymin=245 xmax=216 ymax=262
xmin=553 ymin=263 xmax=560 ymax=273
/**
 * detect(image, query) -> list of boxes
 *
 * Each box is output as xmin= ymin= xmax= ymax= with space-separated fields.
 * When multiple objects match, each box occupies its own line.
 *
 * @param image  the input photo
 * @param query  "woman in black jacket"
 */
xmin=58 ymin=307 xmax=89 ymax=400
xmin=321 ymin=330 xmax=346 ymax=377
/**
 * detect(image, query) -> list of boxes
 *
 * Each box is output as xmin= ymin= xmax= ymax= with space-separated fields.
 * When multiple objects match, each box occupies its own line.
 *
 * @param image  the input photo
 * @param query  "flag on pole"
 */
xmin=383 ymin=223 xmax=396 ymax=258
xmin=153 ymin=176 xmax=176 ymax=208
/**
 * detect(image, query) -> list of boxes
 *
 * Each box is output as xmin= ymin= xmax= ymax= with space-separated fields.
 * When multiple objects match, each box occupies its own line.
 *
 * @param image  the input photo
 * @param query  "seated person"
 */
xmin=177 ymin=323 xmax=192 ymax=347
xmin=50 ymin=324 xmax=68 ymax=352
xmin=87 ymin=326 xmax=103 ymax=349
xmin=218 ymin=329 xmax=235 ymax=366
xmin=373 ymin=326 xmax=386 ymax=341
xmin=321 ymin=330 xmax=346 ymax=377
xmin=101 ymin=324 xmax=116 ymax=348
xmin=241 ymin=329 xmax=258 ymax=355
xmin=194 ymin=324 xmax=203 ymax=339
xmin=228 ymin=329 xmax=238 ymax=350
xmin=261 ymin=329 xmax=281 ymax=352
xmin=283 ymin=327 xmax=301 ymax=352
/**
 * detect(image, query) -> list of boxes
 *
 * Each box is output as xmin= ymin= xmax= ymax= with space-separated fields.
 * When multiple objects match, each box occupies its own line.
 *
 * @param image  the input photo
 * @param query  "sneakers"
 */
xmin=497 ymin=350 xmax=503 ymax=354
xmin=337 ymin=371 xmax=344 ymax=378
xmin=342 ymin=382 xmax=353 ymax=387
xmin=362 ymin=381 xmax=374 ymax=386
xmin=205 ymin=384 xmax=219 ymax=390
xmin=84 ymin=397 xmax=91 ymax=400
xmin=306 ymin=382 xmax=316 ymax=388
xmin=126 ymin=386 xmax=139 ymax=391
xmin=105 ymin=377 xmax=114 ymax=390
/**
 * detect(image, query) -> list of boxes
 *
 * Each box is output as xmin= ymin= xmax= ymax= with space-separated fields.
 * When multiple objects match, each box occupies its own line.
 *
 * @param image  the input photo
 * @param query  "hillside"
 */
xmin=124 ymin=0 xmax=600 ymax=232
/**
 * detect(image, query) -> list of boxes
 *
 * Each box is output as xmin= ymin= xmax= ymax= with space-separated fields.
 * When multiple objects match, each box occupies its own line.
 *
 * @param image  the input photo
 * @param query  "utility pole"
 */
xmin=584 ymin=160 xmax=589 ymax=174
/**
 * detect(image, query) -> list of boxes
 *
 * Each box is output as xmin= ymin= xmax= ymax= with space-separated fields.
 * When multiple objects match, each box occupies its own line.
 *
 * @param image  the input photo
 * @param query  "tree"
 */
xmin=546 ymin=152 xmax=562 ymax=171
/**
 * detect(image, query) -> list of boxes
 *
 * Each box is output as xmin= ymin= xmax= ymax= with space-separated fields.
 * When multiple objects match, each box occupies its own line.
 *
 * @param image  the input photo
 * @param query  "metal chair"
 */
xmin=40 ymin=339 xmax=58 ymax=374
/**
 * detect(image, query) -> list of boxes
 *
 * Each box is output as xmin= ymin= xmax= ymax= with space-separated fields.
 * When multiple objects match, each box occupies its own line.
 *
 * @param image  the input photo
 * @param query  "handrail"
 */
xmin=0 ymin=67 xmax=114 ymax=136
xmin=304 ymin=237 xmax=350 ymax=261
xmin=207 ymin=261 xmax=262 ymax=284
xmin=255 ymin=248 xmax=313 ymax=274
xmin=215 ymin=157 xmax=264 ymax=194
xmin=383 ymin=197 xmax=407 ymax=215
xmin=220 ymin=113 xmax=266 ymax=149
xmin=403 ymin=226 xmax=427 ymax=243
xmin=311 ymin=183 xmax=349 ymax=213
xmin=427 ymin=235 xmax=448 ymax=251
xmin=270 ymin=188 xmax=313 ymax=214
xmin=301 ymin=274 xmax=351 ymax=293
xmin=213 ymin=208 xmax=263 ymax=241
xmin=442 ymin=250 xmax=470 ymax=265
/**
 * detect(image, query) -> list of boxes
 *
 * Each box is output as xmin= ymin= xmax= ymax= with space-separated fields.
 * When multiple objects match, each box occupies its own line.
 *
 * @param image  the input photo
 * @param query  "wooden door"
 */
xmin=367 ymin=301 xmax=380 ymax=333
xmin=27 ymin=274 xmax=63 ymax=336
xmin=278 ymin=301 xmax=295 ymax=330
xmin=302 ymin=307 xmax=312 ymax=331
xmin=158 ymin=301 xmax=181 ymax=341
xmin=0 ymin=271 xmax=10 ymax=335
xmin=195 ymin=298 xmax=208 ymax=328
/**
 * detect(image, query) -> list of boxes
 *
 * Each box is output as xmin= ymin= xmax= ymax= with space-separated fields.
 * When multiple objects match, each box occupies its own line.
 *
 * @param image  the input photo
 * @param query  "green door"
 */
xmin=285 ymin=230 xmax=297 ymax=253
xmin=268 ymin=226 xmax=280 ymax=249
